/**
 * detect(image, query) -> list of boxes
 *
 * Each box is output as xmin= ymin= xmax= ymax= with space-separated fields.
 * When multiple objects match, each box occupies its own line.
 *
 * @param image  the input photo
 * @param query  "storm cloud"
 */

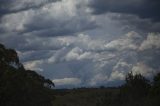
xmin=0 ymin=0 xmax=60 ymax=17
xmin=89 ymin=0 xmax=160 ymax=22
xmin=0 ymin=0 xmax=160 ymax=88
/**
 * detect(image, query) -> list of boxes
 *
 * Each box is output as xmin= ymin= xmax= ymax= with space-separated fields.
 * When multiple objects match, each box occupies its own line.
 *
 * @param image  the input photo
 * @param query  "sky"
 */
xmin=0 ymin=0 xmax=160 ymax=88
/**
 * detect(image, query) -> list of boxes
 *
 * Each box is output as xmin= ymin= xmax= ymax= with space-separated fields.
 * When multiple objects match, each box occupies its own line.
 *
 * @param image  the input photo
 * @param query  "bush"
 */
xmin=0 ymin=43 xmax=55 ymax=106
xmin=121 ymin=72 xmax=150 ymax=99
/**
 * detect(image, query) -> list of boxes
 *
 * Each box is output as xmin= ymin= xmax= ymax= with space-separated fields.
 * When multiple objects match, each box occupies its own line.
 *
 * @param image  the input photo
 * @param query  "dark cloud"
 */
xmin=0 ymin=0 xmax=60 ymax=18
xmin=0 ymin=0 xmax=97 ymax=37
xmin=0 ymin=0 xmax=160 ymax=88
xmin=19 ymin=50 xmax=56 ymax=62
xmin=89 ymin=0 xmax=160 ymax=21
xmin=24 ymin=18 xmax=97 ymax=37
xmin=107 ymin=13 xmax=160 ymax=33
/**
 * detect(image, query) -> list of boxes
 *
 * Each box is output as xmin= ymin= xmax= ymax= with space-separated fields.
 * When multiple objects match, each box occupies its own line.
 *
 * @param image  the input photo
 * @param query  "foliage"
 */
xmin=152 ymin=73 xmax=160 ymax=95
xmin=0 ymin=43 xmax=54 ymax=106
xmin=121 ymin=72 xmax=150 ymax=98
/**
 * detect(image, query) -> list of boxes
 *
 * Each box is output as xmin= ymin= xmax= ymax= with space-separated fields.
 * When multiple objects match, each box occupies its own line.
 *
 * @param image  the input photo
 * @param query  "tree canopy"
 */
xmin=0 ymin=43 xmax=54 ymax=106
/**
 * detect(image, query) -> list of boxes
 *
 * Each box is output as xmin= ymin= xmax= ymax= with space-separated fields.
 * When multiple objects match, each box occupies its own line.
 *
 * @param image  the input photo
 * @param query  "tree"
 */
xmin=121 ymin=72 xmax=150 ymax=99
xmin=151 ymin=72 xmax=160 ymax=96
xmin=0 ymin=43 xmax=55 ymax=106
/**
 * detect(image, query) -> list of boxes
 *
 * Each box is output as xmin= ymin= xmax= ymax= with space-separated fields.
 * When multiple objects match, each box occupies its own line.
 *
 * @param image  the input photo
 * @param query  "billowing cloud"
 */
xmin=65 ymin=47 xmax=91 ymax=61
xmin=0 ymin=0 xmax=96 ymax=37
xmin=132 ymin=62 xmax=155 ymax=77
xmin=24 ymin=60 xmax=44 ymax=72
xmin=0 ymin=0 xmax=159 ymax=88
xmin=109 ymin=71 xmax=125 ymax=81
xmin=139 ymin=33 xmax=160 ymax=50
xmin=104 ymin=31 xmax=141 ymax=51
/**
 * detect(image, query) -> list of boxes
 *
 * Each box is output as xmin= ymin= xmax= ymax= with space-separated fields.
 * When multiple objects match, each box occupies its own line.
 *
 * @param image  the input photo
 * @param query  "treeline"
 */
xmin=0 ymin=43 xmax=55 ymax=106
xmin=52 ymin=73 xmax=160 ymax=106
xmin=99 ymin=72 xmax=160 ymax=106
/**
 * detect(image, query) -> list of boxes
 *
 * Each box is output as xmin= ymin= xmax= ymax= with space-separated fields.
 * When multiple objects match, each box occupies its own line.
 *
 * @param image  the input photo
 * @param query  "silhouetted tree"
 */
xmin=121 ymin=72 xmax=150 ymax=99
xmin=151 ymin=72 xmax=160 ymax=96
xmin=0 ymin=43 xmax=55 ymax=106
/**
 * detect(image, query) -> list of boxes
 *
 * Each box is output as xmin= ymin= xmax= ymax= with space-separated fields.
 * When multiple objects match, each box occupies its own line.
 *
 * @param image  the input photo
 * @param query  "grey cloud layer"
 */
xmin=0 ymin=0 xmax=96 ymax=37
xmin=0 ymin=0 xmax=60 ymax=17
xmin=0 ymin=0 xmax=160 ymax=88
xmin=89 ymin=0 xmax=160 ymax=21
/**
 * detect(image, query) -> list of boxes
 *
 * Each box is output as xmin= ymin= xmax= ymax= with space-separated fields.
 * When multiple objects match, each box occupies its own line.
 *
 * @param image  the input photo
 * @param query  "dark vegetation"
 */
xmin=0 ymin=43 xmax=160 ymax=106
xmin=52 ymin=73 xmax=160 ymax=106
xmin=0 ymin=43 xmax=55 ymax=106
